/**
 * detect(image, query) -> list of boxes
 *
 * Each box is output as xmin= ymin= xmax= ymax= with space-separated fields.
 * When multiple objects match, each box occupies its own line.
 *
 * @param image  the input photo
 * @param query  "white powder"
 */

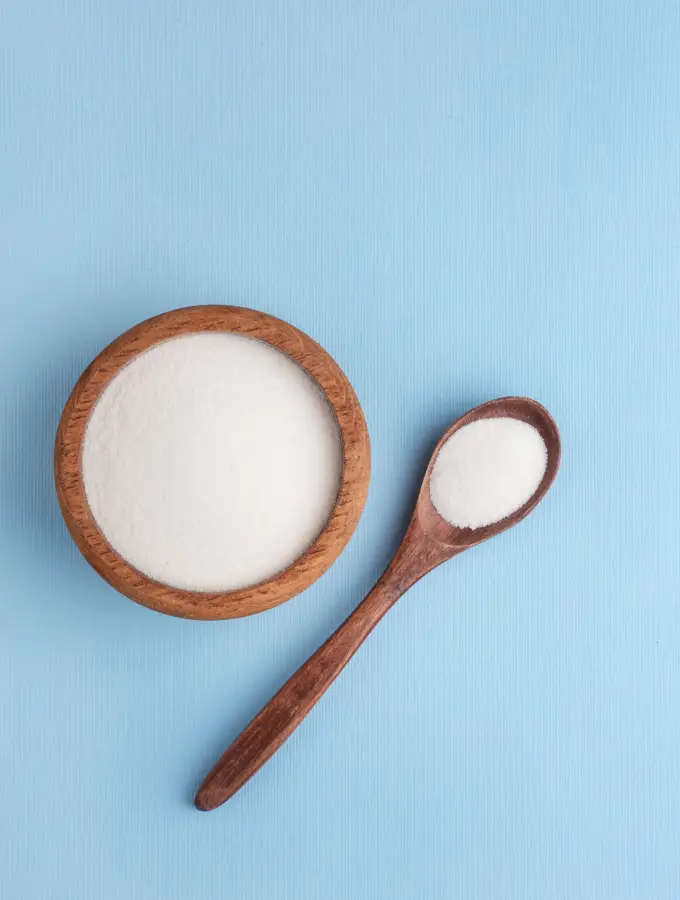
xmin=429 ymin=417 xmax=547 ymax=528
xmin=82 ymin=333 xmax=343 ymax=592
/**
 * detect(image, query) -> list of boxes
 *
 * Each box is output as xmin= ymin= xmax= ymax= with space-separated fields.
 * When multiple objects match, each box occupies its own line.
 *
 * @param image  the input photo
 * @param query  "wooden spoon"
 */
xmin=195 ymin=397 xmax=560 ymax=811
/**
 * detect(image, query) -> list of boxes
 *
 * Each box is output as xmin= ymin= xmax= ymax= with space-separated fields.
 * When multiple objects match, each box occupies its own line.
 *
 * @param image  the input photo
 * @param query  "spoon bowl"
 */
xmin=415 ymin=396 xmax=560 ymax=551
xmin=195 ymin=396 xmax=561 ymax=810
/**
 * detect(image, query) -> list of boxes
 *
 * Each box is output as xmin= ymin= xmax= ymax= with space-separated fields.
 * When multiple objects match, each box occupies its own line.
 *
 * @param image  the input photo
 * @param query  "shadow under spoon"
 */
xmin=195 ymin=396 xmax=561 ymax=811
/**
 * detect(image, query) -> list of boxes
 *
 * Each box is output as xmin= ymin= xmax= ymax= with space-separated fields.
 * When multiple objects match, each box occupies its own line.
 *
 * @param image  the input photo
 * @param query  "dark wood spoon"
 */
xmin=195 ymin=397 xmax=560 ymax=811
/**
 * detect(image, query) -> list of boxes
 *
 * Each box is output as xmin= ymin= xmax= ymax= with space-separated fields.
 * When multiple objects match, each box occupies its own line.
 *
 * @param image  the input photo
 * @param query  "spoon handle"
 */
xmin=194 ymin=525 xmax=445 ymax=811
xmin=194 ymin=516 xmax=451 ymax=810
xmin=194 ymin=579 xmax=397 ymax=810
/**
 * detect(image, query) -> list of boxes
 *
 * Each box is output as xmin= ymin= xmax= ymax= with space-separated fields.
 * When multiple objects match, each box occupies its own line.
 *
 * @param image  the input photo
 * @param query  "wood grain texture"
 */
xmin=195 ymin=397 xmax=560 ymax=810
xmin=54 ymin=305 xmax=370 ymax=620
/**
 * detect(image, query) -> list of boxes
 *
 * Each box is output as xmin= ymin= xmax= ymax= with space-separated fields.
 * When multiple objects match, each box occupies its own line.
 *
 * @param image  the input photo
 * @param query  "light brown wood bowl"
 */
xmin=54 ymin=305 xmax=370 ymax=620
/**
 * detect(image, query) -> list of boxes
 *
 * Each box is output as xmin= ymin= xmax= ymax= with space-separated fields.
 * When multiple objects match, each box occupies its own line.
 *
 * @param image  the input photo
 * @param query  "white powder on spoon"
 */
xmin=82 ymin=333 xmax=343 ymax=592
xmin=429 ymin=417 xmax=547 ymax=528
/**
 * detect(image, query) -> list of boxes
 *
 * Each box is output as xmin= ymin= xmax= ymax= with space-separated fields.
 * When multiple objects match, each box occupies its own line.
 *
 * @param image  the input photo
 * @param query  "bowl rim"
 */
xmin=54 ymin=305 xmax=371 ymax=619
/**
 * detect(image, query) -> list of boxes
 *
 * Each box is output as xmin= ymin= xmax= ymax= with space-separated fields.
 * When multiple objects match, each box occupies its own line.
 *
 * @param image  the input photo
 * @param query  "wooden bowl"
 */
xmin=54 ymin=306 xmax=370 ymax=620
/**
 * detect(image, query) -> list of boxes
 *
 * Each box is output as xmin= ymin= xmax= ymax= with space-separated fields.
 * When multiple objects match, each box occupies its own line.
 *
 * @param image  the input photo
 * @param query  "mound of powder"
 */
xmin=429 ymin=417 xmax=547 ymax=528
xmin=82 ymin=333 xmax=343 ymax=592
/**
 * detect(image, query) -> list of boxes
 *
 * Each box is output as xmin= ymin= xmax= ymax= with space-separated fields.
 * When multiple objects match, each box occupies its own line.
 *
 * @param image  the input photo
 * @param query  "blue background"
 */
xmin=2 ymin=2 xmax=679 ymax=898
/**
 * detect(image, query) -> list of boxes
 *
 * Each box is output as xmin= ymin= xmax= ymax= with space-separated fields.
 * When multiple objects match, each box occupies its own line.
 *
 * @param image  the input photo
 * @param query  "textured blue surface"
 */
xmin=2 ymin=2 xmax=679 ymax=898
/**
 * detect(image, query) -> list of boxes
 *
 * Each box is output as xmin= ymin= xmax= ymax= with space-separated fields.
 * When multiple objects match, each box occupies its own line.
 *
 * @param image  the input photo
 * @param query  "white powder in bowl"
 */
xmin=429 ymin=417 xmax=547 ymax=528
xmin=82 ymin=333 xmax=343 ymax=592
